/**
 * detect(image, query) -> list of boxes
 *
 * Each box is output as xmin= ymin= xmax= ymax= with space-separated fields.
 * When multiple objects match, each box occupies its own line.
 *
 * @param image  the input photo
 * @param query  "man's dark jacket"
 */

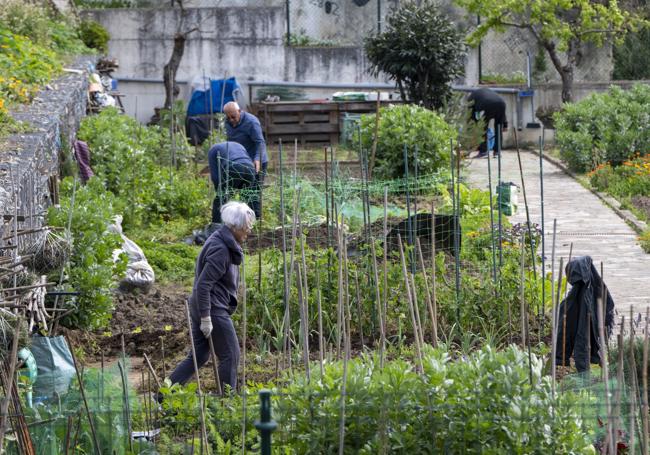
xmin=189 ymin=225 xmax=242 ymax=320
xmin=555 ymin=256 xmax=615 ymax=372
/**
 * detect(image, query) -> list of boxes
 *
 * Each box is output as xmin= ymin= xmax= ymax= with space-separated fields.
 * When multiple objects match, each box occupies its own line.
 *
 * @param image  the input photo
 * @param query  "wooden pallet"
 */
xmin=251 ymin=100 xmax=399 ymax=148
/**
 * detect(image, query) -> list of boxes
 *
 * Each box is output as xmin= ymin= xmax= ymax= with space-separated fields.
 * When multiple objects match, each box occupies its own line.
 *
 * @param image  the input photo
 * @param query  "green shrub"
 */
xmin=555 ymin=84 xmax=650 ymax=172
xmin=0 ymin=1 xmax=89 ymax=55
xmin=47 ymin=178 xmax=127 ymax=330
xmin=79 ymin=20 xmax=110 ymax=54
xmin=275 ymin=346 xmax=595 ymax=453
xmin=355 ymin=104 xmax=457 ymax=180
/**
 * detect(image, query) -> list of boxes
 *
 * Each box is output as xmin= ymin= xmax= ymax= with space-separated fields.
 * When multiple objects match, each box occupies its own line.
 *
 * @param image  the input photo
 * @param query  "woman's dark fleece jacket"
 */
xmin=189 ymin=225 xmax=242 ymax=320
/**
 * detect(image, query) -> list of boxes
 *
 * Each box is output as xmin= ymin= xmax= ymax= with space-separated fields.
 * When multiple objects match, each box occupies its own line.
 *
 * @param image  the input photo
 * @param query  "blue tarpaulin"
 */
xmin=187 ymin=77 xmax=241 ymax=116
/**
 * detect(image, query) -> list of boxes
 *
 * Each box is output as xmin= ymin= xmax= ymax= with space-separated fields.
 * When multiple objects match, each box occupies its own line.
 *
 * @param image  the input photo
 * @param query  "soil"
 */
xmin=66 ymin=283 xmax=191 ymax=362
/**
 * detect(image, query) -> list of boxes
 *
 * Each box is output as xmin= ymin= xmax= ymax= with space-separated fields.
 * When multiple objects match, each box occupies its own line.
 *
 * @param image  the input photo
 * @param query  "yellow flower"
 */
xmin=132 ymin=326 xmax=142 ymax=334
xmin=164 ymin=325 xmax=173 ymax=331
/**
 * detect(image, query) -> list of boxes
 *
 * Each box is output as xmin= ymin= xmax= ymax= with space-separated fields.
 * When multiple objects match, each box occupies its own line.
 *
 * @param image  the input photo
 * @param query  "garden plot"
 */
xmin=3 ymin=104 xmax=647 ymax=454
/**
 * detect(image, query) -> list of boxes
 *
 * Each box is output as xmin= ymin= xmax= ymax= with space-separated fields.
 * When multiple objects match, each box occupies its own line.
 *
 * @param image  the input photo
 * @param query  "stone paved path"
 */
xmin=466 ymin=150 xmax=650 ymax=319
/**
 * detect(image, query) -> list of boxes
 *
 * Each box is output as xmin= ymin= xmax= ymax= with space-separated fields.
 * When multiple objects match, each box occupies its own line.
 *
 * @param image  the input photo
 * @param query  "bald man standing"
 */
xmin=223 ymin=102 xmax=268 ymax=219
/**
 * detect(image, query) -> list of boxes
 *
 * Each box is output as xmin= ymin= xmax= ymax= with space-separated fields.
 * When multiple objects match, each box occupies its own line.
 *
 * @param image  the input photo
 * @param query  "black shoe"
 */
xmin=475 ymin=151 xmax=488 ymax=158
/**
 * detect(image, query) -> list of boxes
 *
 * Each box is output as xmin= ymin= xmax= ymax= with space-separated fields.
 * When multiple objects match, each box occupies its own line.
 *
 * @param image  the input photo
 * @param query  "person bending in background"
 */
xmin=169 ymin=201 xmax=255 ymax=392
xmin=223 ymin=101 xmax=268 ymax=219
xmin=468 ymin=88 xmax=508 ymax=158
xmin=207 ymin=141 xmax=256 ymax=225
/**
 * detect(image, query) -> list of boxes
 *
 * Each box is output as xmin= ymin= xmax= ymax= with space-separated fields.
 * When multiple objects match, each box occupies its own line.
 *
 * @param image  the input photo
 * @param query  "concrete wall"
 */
xmin=85 ymin=4 xmax=615 ymax=127
xmin=0 ymin=58 xmax=93 ymax=239
xmin=83 ymin=6 xmax=391 ymax=121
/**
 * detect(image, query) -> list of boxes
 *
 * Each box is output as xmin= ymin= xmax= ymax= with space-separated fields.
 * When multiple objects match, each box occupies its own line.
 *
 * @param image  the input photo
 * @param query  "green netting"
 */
xmin=8 ymin=357 xmax=154 ymax=455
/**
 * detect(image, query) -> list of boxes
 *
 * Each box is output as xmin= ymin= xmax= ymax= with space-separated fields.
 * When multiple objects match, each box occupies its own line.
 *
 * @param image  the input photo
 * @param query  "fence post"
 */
xmin=255 ymin=389 xmax=277 ymax=455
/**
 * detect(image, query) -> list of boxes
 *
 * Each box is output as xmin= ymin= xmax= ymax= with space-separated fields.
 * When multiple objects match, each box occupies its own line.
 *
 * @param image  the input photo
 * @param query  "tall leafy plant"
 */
xmin=48 ymin=178 xmax=126 ymax=329
xmin=355 ymin=104 xmax=457 ymax=180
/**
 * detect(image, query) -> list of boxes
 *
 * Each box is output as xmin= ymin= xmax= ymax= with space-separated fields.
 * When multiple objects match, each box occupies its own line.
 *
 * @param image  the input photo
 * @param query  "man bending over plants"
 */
xmin=207 ymin=141 xmax=257 ymax=226
xmin=468 ymin=88 xmax=508 ymax=158
xmin=168 ymin=201 xmax=255 ymax=393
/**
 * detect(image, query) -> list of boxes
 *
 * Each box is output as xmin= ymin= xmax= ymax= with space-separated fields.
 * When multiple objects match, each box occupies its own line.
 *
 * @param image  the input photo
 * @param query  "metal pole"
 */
xmin=477 ymin=15 xmax=482 ymax=83
xmin=377 ymin=0 xmax=381 ymax=34
xmin=255 ymin=390 xmax=277 ymax=455
xmin=497 ymin=124 xmax=503 ymax=271
xmin=539 ymin=137 xmax=546 ymax=332
xmin=454 ymin=144 xmax=461 ymax=314
xmin=285 ymin=0 xmax=291 ymax=45
xmin=486 ymin=143 xmax=498 ymax=287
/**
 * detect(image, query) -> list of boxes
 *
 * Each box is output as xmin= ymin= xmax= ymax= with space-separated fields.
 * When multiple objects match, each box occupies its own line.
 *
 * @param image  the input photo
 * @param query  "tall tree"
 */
xmin=455 ymin=0 xmax=645 ymax=103
xmin=364 ymin=0 xmax=465 ymax=110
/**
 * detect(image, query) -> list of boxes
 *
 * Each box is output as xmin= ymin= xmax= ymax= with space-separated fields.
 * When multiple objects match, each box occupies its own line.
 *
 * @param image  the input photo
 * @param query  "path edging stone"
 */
xmin=526 ymin=149 xmax=648 ymax=235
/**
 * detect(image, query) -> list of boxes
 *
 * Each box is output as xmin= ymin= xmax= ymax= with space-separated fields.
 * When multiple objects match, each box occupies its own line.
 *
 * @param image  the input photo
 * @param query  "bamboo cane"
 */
xmin=67 ymin=336 xmax=102 ymax=455
xmin=629 ymin=308 xmax=638 ymax=455
xmin=184 ymin=300 xmax=210 ymax=454
xmin=0 ymin=319 xmax=21 ymax=454
xmin=430 ymin=201 xmax=438 ymax=345
xmin=397 ymin=234 xmax=423 ymax=372
xmin=642 ymin=307 xmax=649 ymax=454
xmin=416 ymin=237 xmax=436 ymax=346
xmin=409 ymin=267 xmax=425 ymax=349
xmin=296 ymin=263 xmax=310 ymax=380
xmin=315 ymin=271 xmax=325 ymax=379
xmin=370 ymin=239 xmax=386 ymax=367
xmin=241 ymin=256 xmax=248 ymax=455
xmin=382 ymin=186 xmax=389 ymax=349
xmin=354 ymin=270 xmax=365 ymax=348
xmin=519 ymin=233 xmax=526 ymax=348
xmin=597 ymin=263 xmax=613 ymax=455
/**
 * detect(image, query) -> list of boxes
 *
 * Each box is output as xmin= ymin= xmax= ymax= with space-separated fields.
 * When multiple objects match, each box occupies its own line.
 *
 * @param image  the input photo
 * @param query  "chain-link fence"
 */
xmin=285 ymin=0 xmax=397 ymax=46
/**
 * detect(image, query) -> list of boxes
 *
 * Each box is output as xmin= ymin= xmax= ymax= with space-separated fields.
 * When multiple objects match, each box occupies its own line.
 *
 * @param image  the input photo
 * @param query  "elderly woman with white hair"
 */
xmin=168 ymin=201 xmax=255 ymax=392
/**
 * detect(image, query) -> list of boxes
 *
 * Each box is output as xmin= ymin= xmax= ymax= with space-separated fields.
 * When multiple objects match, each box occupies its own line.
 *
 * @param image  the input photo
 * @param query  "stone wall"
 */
xmin=0 ymin=57 xmax=93 ymax=237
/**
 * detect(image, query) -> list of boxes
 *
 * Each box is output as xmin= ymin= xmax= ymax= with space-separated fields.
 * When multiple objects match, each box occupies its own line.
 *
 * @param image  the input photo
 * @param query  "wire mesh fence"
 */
xmin=285 ymin=0 xmax=394 ymax=47
xmin=8 ymin=350 xmax=650 ymax=454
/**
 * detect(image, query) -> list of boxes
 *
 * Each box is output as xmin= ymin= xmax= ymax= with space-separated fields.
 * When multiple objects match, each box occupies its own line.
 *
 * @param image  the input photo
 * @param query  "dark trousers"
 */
xmin=474 ymin=101 xmax=506 ymax=154
xmin=169 ymin=312 xmax=240 ymax=392
xmin=249 ymin=161 xmax=267 ymax=220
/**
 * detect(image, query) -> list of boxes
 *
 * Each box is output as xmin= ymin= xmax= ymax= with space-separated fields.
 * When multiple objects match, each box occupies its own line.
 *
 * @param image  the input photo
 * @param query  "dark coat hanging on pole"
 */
xmin=555 ymin=256 xmax=615 ymax=372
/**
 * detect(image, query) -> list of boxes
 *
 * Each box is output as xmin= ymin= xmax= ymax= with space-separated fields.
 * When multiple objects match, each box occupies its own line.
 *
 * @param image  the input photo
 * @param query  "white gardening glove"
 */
xmin=200 ymin=316 xmax=213 ymax=339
